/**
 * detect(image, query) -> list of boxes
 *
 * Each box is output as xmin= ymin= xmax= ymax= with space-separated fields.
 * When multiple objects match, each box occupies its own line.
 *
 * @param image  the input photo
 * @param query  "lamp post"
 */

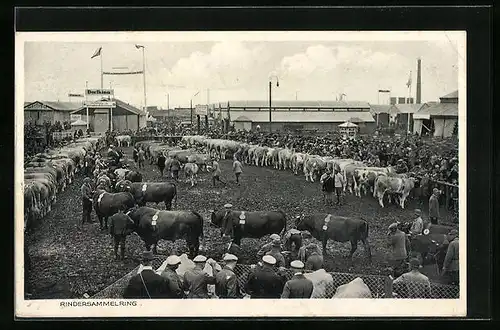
xmin=190 ymin=91 xmax=200 ymax=128
xmin=135 ymin=44 xmax=147 ymax=114
xmin=269 ymin=75 xmax=279 ymax=133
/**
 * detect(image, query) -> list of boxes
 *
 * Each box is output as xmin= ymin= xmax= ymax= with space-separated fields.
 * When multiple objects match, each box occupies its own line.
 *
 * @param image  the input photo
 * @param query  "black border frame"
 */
xmin=9 ymin=5 xmax=494 ymax=322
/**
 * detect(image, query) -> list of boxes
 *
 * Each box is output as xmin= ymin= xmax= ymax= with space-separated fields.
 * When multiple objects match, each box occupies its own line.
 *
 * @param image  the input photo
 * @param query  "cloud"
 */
xmin=164 ymin=42 xmax=270 ymax=90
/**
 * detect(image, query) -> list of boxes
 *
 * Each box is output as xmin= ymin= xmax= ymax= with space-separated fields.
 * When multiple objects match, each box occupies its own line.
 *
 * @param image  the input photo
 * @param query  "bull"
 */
xmin=184 ymin=163 xmax=199 ymax=187
xmin=373 ymin=175 xmax=416 ymax=209
xmin=210 ymin=209 xmax=287 ymax=246
xmin=124 ymin=170 xmax=142 ymax=183
xmin=93 ymin=189 xmax=136 ymax=230
xmin=295 ymin=213 xmax=372 ymax=261
xmin=115 ymin=180 xmax=177 ymax=210
xmin=126 ymin=206 xmax=204 ymax=259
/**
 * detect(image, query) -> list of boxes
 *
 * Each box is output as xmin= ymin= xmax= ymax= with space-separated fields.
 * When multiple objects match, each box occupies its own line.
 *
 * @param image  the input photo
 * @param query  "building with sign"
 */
xmin=24 ymin=101 xmax=85 ymax=126
xmin=214 ymin=100 xmax=376 ymax=133
xmin=71 ymin=98 xmax=147 ymax=133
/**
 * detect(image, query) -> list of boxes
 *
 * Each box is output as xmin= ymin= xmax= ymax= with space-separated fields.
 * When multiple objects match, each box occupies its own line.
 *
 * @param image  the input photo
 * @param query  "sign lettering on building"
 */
xmin=85 ymin=89 xmax=114 ymax=96
xmin=195 ymin=105 xmax=208 ymax=116
xmin=68 ymin=93 xmax=84 ymax=98
xmin=84 ymin=101 xmax=116 ymax=108
xmin=70 ymin=114 xmax=82 ymax=121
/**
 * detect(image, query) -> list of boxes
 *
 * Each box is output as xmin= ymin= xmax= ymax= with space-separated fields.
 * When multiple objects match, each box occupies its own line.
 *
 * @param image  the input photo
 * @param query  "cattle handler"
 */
xmin=281 ymin=260 xmax=313 ymax=299
xmin=183 ymin=255 xmax=216 ymax=299
xmin=387 ymin=222 xmax=409 ymax=278
xmin=80 ymin=177 xmax=94 ymax=226
xmin=220 ymin=203 xmax=234 ymax=238
xmin=160 ymin=255 xmax=184 ymax=299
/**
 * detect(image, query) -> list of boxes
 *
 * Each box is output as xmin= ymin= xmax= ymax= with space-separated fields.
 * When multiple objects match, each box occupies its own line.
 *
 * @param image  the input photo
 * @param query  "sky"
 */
xmin=23 ymin=34 xmax=461 ymax=109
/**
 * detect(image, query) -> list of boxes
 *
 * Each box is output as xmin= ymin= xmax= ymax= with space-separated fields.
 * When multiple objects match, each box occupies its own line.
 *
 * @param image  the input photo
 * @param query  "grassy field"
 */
xmin=25 ymin=146 xmax=453 ymax=299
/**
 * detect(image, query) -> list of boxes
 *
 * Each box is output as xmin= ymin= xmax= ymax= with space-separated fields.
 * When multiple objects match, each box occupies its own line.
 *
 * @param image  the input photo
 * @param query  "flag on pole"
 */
xmin=406 ymin=71 xmax=412 ymax=88
xmin=91 ymin=47 xmax=102 ymax=59
xmin=135 ymin=44 xmax=144 ymax=49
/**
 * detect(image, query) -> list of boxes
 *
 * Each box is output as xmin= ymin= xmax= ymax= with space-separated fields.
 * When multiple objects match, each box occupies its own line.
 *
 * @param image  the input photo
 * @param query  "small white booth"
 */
xmin=338 ymin=121 xmax=358 ymax=139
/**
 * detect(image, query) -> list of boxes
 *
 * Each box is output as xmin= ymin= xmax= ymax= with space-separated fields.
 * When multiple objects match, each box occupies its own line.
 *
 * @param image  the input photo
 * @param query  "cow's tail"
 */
xmin=278 ymin=210 xmax=287 ymax=238
xmin=362 ymin=221 xmax=369 ymax=241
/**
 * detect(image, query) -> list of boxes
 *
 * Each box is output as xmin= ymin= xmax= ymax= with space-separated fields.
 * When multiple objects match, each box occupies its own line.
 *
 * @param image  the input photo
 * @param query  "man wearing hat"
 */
xmin=245 ymin=255 xmax=286 ymax=299
xmin=182 ymin=255 xmax=216 ymax=299
xmin=137 ymin=147 xmax=146 ymax=169
xmin=429 ymin=188 xmax=441 ymax=224
xmin=211 ymin=160 xmax=226 ymax=187
xmin=265 ymin=237 xmax=286 ymax=268
xmin=393 ymin=258 xmax=431 ymax=298
xmin=222 ymin=235 xmax=242 ymax=261
xmin=387 ymin=223 xmax=408 ymax=278
xmin=281 ymin=260 xmax=313 ymax=299
xmin=320 ymin=167 xmax=335 ymax=206
xmin=211 ymin=254 xmax=242 ymax=299
xmin=442 ymin=229 xmax=459 ymax=285
xmin=257 ymin=234 xmax=282 ymax=259
xmin=410 ymin=209 xmax=424 ymax=236
xmin=80 ymin=177 xmax=94 ymax=225
xmin=220 ymin=203 xmax=234 ymax=238
xmin=160 ymin=255 xmax=184 ymax=299
xmin=123 ymin=251 xmax=169 ymax=299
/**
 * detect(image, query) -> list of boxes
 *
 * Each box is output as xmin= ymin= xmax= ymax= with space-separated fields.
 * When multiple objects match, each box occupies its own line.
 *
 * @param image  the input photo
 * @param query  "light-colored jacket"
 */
xmin=443 ymin=238 xmax=459 ymax=272
xmin=233 ymin=160 xmax=243 ymax=174
xmin=304 ymin=269 xmax=334 ymax=298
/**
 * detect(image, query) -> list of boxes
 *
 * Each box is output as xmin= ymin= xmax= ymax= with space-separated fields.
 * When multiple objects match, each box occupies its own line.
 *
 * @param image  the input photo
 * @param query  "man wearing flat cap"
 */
xmin=281 ymin=260 xmax=313 ymax=299
xmin=429 ymin=188 xmax=441 ymax=224
xmin=211 ymin=254 xmax=242 ymax=299
xmin=160 ymin=255 xmax=184 ymax=299
xmin=387 ymin=223 xmax=408 ymax=278
xmin=123 ymin=251 xmax=169 ymax=299
xmin=257 ymin=234 xmax=281 ymax=259
xmin=410 ymin=209 xmax=424 ymax=236
xmin=442 ymin=229 xmax=459 ymax=285
xmin=183 ymin=255 xmax=216 ymax=299
xmin=245 ymin=255 xmax=286 ymax=299
xmin=220 ymin=203 xmax=235 ymax=238
xmin=264 ymin=236 xmax=286 ymax=268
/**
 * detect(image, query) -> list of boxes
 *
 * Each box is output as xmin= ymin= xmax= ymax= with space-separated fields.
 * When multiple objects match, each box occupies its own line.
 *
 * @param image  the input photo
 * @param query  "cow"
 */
xmin=186 ymin=153 xmax=211 ymax=172
xmin=265 ymin=148 xmax=280 ymax=168
xmin=210 ymin=209 xmax=287 ymax=246
xmin=92 ymin=189 xmax=136 ymax=230
xmin=124 ymin=170 xmax=142 ymax=183
xmin=303 ymin=156 xmax=327 ymax=182
xmin=253 ymin=146 xmax=269 ymax=167
xmin=184 ymin=163 xmax=199 ymax=187
xmin=126 ymin=206 xmax=205 ymax=259
xmin=114 ymin=168 xmax=131 ymax=182
xmin=291 ymin=152 xmax=307 ymax=175
xmin=278 ymin=148 xmax=294 ymax=171
xmin=115 ymin=135 xmax=132 ymax=147
xmin=373 ymin=175 xmax=416 ymax=209
xmin=295 ymin=213 xmax=371 ymax=261
xmin=352 ymin=167 xmax=393 ymax=197
xmin=115 ymin=180 xmax=177 ymax=210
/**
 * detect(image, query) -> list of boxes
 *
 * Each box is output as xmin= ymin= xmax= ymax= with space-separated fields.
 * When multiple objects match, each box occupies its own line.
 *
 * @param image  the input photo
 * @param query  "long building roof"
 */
xmin=228 ymin=110 xmax=375 ymax=123
xmin=413 ymin=102 xmax=458 ymax=119
xmin=219 ymin=100 xmax=370 ymax=109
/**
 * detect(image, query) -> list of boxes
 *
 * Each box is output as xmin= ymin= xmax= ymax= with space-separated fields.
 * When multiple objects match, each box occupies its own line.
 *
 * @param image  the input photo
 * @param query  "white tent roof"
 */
xmin=338 ymin=121 xmax=358 ymax=128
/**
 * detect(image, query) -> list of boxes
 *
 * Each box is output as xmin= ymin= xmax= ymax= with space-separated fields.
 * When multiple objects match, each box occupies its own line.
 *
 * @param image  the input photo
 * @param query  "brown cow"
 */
xmin=295 ymin=213 xmax=371 ymax=261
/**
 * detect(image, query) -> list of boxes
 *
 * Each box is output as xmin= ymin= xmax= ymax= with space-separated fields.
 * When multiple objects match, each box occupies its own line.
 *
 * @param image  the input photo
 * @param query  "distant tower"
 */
xmin=416 ymin=58 xmax=422 ymax=104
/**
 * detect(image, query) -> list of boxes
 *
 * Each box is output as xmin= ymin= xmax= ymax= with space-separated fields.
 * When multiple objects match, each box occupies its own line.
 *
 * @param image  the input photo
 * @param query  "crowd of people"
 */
xmin=207 ymin=130 xmax=459 ymax=185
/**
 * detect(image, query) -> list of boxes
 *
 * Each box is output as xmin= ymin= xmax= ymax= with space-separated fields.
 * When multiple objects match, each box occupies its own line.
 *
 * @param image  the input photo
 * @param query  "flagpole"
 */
xmin=85 ymin=81 xmax=89 ymax=130
xmin=100 ymin=49 xmax=103 ymax=89
xmin=142 ymin=47 xmax=147 ymax=114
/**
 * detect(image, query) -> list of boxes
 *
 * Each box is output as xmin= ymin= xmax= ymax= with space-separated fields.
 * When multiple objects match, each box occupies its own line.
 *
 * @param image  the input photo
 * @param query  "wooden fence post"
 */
xmin=384 ymin=276 xmax=393 ymax=298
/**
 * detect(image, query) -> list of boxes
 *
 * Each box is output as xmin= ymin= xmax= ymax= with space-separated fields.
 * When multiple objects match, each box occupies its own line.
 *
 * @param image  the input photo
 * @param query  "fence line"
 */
xmin=90 ymin=256 xmax=458 ymax=300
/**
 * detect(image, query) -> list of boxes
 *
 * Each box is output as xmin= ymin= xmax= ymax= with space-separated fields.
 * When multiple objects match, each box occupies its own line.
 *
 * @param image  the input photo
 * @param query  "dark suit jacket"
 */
xmin=123 ymin=269 xmax=169 ymax=299
xmin=281 ymin=274 xmax=314 ymax=298
xmin=245 ymin=266 xmax=286 ymax=299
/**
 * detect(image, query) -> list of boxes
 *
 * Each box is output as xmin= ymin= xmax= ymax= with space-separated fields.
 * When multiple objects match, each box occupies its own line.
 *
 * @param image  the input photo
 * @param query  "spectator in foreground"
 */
xmin=160 ymin=255 xmax=185 ymax=299
xmin=123 ymin=251 xmax=168 ymax=299
xmin=442 ymin=229 xmax=459 ymax=285
xmin=245 ymin=255 xmax=285 ymax=299
xmin=257 ymin=234 xmax=282 ymax=259
xmin=393 ymin=258 xmax=431 ymax=298
xmin=265 ymin=236 xmax=286 ymax=268
xmin=212 ymin=254 xmax=242 ymax=299
xmin=182 ymin=255 xmax=216 ymax=299
xmin=281 ymin=260 xmax=313 ymax=299
xmin=304 ymin=255 xmax=334 ymax=298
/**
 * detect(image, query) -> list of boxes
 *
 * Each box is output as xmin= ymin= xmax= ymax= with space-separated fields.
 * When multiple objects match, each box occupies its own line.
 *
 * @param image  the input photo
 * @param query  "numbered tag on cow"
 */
xmin=142 ymin=184 xmax=148 ymax=192
xmin=323 ymin=214 xmax=331 ymax=231
xmin=97 ymin=192 xmax=105 ymax=206
xmin=152 ymin=211 xmax=159 ymax=226
xmin=239 ymin=212 xmax=246 ymax=225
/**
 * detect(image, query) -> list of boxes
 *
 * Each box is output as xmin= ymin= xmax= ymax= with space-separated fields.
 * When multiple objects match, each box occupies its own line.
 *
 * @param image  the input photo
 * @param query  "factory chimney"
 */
xmin=416 ymin=58 xmax=422 ymax=104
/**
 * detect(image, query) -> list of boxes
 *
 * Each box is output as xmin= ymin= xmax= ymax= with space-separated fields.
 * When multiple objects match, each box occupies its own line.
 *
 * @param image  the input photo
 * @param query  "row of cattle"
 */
xmin=181 ymin=135 xmax=418 ymax=209
xmin=23 ymin=136 xmax=106 ymax=230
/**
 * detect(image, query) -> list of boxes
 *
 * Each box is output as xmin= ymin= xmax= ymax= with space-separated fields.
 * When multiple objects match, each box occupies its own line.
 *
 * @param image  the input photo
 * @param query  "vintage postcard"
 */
xmin=15 ymin=31 xmax=466 ymax=318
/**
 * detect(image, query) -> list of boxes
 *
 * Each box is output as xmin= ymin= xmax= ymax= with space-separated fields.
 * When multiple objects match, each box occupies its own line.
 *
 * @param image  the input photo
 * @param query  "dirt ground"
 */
xmin=25 ymin=146 xmax=454 ymax=299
